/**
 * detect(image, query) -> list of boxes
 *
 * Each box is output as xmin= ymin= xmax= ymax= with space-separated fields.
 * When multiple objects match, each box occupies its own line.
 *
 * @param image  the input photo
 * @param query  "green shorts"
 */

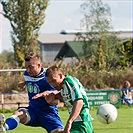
xmin=70 ymin=121 xmax=94 ymax=133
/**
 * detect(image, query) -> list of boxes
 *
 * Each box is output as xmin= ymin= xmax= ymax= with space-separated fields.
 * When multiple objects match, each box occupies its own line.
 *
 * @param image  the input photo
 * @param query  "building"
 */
xmin=38 ymin=31 xmax=133 ymax=63
xmin=38 ymin=33 xmax=76 ymax=63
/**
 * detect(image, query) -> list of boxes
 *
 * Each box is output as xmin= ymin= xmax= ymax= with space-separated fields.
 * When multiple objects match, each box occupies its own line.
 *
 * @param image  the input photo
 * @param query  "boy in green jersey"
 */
xmin=33 ymin=65 xmax=94 ymax=133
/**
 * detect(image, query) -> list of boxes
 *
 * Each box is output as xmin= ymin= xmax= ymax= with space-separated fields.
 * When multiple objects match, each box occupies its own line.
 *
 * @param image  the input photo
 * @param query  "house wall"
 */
xmin=40 ymin=43 xmax=63 ymax=63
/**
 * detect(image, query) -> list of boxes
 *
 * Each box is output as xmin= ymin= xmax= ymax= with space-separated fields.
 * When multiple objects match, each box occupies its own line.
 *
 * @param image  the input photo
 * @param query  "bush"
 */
xmin=0 ymin=58 xmax=133 ymax=92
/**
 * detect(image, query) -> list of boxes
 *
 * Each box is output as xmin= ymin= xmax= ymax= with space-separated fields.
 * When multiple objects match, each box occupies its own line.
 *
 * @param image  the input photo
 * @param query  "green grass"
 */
xmin=4 ymin=106 xmax=133 ymax=133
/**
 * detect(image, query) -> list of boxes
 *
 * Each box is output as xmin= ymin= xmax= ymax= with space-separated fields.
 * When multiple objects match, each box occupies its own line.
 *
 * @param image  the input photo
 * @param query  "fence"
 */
xmin=0 ymin=92 xmax=28 ymax=110
xmin=0 ymin=90 xmax=122 ymax=110
xmin=0 ymin=69 xmax=123 ymax=110
xmin=0 ymin=69 xmax=26 ymax=92
xmin=0 ymin=69 xmax=27 ymax=110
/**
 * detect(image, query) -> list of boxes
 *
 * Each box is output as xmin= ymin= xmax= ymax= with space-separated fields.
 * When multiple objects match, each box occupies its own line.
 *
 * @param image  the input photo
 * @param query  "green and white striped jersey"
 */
xmin=61 ymin=75 xmax=93 ymax=122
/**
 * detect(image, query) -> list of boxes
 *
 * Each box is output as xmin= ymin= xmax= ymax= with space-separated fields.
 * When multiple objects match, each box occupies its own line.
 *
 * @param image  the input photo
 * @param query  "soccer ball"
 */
xmin=96 ymin=103 xmax=118 ymax=124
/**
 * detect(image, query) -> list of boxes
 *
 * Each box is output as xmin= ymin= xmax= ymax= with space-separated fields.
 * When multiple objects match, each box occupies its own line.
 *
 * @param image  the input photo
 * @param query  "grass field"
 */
xmin=4 ymin=106 xmax=133 ymax=133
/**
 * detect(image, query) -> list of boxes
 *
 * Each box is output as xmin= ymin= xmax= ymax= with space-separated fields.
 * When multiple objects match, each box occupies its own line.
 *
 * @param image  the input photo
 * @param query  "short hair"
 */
xmin=45 ymin=65 xmax=60 ymax=77
xmin=24 ymin=52 xmax=40 ymax=61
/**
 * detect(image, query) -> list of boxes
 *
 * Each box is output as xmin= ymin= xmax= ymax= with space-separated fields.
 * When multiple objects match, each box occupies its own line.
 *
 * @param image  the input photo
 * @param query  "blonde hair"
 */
xmin=123 ymin=81 xmax=131 ymax=88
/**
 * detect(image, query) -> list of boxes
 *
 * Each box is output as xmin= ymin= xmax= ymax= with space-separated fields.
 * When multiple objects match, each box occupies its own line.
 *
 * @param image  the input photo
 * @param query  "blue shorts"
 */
xmin=20 ymin=106 xmax=64 ymax=133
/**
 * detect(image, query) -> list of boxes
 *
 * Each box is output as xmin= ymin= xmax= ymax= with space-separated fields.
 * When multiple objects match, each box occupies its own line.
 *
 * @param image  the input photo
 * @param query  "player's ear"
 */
xmin=59 ymin=73 xmax=63 ymax=79
xmin=37 ymin=63 xmax=41 ymax=68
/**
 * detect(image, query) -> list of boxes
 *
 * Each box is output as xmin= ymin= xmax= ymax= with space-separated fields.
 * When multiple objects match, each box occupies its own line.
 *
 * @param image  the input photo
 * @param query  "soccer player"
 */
xmin=0 ymin=52 xmax=64 ymax=133
xmin=35 ymin=65 xmax=94 ymax=133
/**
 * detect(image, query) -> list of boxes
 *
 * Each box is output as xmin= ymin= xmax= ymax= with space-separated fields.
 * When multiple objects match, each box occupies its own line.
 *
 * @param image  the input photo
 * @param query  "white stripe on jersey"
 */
xmin=24 ymin=75 xmax=44 ymax=82
xmin=62 ymin=81 xmax=76 ymax=102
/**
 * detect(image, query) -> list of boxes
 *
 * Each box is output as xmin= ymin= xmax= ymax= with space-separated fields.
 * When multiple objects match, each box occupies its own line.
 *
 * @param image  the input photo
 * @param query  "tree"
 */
xmin=80 ymin=0 xmax=112 ymax=34
xmin=119 ymin=39 xmax=133 ymax=66
xmin=78 ymin=0 xmax=120 ymax=68
xmin=0 ymin=50 xmax=16 ymax=68
xmin=1 ymin=0 xmax=48 ymax=67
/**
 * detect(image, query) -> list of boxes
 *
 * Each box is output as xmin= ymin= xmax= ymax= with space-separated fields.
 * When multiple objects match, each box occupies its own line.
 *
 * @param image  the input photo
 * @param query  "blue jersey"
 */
xmin=24 ymin=68 xmax=56 ymax=109
xmin=22 ymin=68 xmax=64 ymax=132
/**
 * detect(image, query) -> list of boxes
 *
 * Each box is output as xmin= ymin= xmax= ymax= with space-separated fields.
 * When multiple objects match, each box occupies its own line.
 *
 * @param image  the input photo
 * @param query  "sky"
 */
xmin=0 ymin=0 xmax=132 ymax=53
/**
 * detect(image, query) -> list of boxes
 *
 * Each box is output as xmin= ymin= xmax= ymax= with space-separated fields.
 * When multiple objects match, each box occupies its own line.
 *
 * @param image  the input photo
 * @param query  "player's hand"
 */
xmin=18 ymin=81 xmax=25 ymax=90
xmin=45 ymin=93 xmax=55 ymax=103
xmin=64 ymin=121 xmax=72 ymax=133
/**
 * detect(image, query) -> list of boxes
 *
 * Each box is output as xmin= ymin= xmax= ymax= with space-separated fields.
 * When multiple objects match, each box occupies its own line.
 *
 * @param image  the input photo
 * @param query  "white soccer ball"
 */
xmin=96 ymin=103 xmax=118 ymax=124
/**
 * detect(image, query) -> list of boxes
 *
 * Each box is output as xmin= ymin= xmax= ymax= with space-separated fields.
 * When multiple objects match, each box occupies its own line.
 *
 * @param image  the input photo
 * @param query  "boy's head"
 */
xmin=45 ymin=66 xmax=64 ymax=90
xmin=24 ymin=52 xmax=42 ymax=77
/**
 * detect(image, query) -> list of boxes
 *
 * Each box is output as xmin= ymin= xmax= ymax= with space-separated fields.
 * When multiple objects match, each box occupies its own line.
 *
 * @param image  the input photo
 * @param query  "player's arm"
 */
xmin=32 ymin=90 xmax=60 ymax=99
xmin=32 ymin=90 xmax=60 ymax=105
xmin=45 ymin=92 xmax=60 ymax=105
xmin=64 ymin=99 xmax=83 ymax=133
xmin=45 ymin=91 xmax=63 ymax=105
xmin=18 ymin=81 xmax=26 ymax=89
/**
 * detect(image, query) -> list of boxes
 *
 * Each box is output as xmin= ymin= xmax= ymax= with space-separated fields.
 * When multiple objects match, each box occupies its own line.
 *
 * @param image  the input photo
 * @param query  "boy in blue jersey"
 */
xmin=0 ymin=52 xmax=64 ymax=133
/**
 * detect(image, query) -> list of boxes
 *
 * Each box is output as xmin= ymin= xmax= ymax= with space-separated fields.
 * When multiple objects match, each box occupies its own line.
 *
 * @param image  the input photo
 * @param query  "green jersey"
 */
xmin=61 ymin=75 xmax=93 ymax=122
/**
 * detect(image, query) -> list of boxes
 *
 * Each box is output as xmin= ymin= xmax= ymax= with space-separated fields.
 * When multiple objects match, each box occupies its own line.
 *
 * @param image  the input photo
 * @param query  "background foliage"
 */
xmin=1 ymin=0 xmax=48 ymax=67
xmin=0 ymin=0 xmax=132 ymax=92
xmin=0 ymin=50 xmax=133 ymax=92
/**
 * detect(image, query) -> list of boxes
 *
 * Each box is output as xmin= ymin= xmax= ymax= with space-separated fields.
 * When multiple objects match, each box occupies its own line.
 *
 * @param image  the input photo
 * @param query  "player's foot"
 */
xmin=0 ymin=113 xmax=6 ymax=133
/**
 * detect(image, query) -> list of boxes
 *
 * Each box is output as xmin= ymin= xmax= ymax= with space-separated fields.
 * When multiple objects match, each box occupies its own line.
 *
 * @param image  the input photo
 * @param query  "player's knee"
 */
xmin=16 ymin=108 xmax=31 ymax=124
xmin=13 ymin=110 xmax=25 ymax=116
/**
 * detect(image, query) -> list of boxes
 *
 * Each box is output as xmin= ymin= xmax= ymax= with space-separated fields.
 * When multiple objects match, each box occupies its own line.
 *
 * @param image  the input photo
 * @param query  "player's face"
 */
xmin=25 ymin=59 xmax=41 ymax=77
xmin=46 ymin=73 xmax=63 ymax=90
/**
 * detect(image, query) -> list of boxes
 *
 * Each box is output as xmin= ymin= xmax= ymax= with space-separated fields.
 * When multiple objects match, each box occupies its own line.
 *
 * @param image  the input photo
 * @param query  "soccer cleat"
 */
xmin=0 ymin=114 xmax=6 ymax=133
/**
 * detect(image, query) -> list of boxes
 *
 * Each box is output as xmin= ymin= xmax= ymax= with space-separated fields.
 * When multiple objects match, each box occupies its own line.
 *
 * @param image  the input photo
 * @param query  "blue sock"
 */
xmin=5 ymin=115 xmax=20 ymax=130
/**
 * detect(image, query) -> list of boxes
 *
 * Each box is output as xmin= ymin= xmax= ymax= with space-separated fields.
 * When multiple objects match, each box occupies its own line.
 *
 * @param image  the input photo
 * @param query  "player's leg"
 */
xmin=36 ymin=109 xmax=64 ymax=133
xmin=0 ymin=113 xmax=6 ymax=133
xmin=0 ymin=108 xmax=29 ymax=131
xmin=42 ymin=114 xmax=64 ymax=133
